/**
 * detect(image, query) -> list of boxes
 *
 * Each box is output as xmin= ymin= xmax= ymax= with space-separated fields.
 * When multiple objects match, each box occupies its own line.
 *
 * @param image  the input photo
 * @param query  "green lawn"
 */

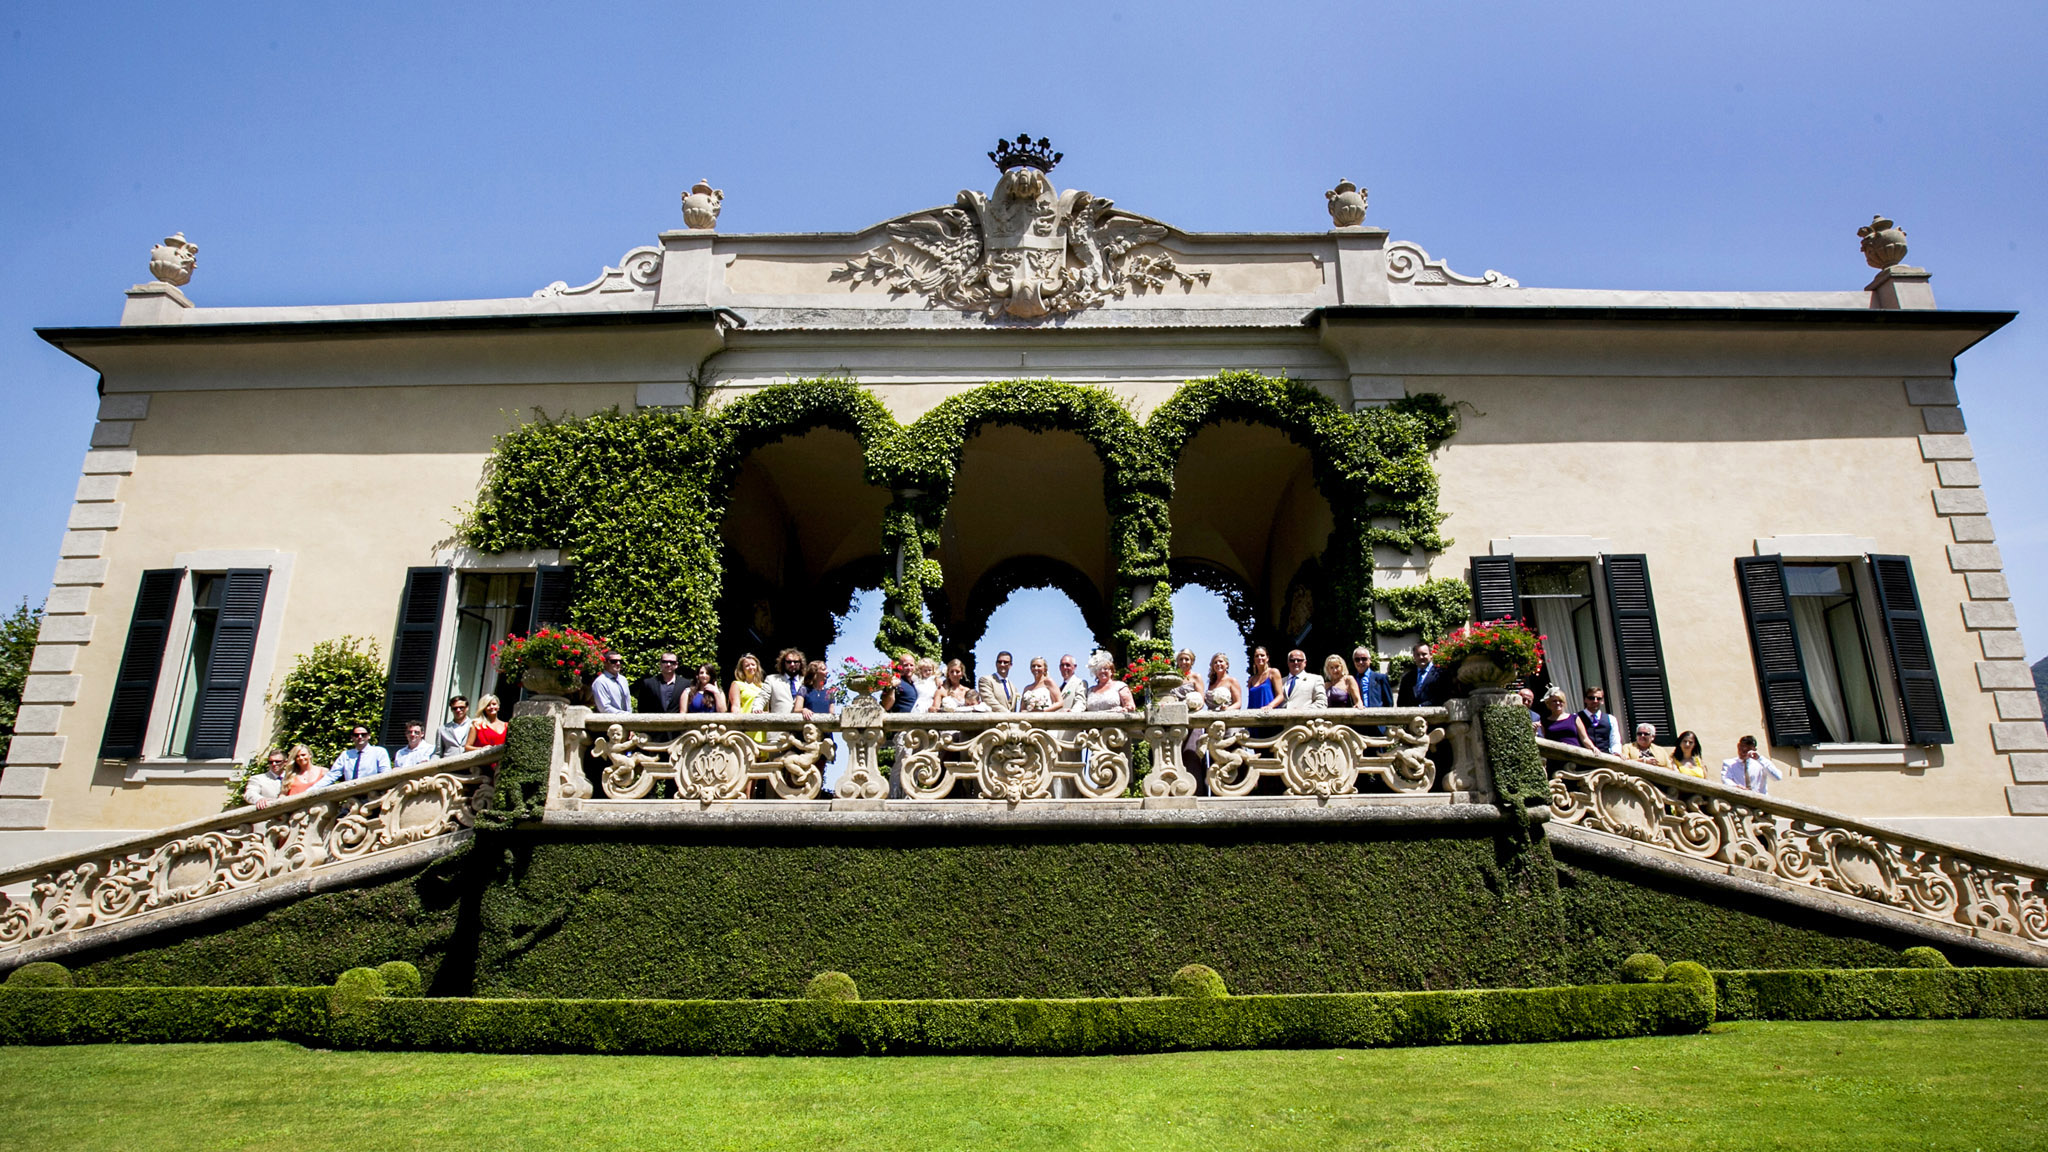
xmin=1 ymin=1020 xmax=2042 ymax=1150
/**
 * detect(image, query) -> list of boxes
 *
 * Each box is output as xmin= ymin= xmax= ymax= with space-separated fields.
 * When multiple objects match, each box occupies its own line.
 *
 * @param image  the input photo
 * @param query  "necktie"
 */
xmin=1001 ymin=677 xmax=1011 ymax=704
xmin=1286 ymin=675 xmax=1296 ymax=698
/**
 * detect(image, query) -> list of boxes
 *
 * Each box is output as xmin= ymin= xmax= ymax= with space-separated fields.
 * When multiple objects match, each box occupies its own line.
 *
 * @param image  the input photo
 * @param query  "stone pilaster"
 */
xmin=1907 ymin=378 xmax=2048 ymax=814
xmin=1 ymin=401 xmax=147 ymax=829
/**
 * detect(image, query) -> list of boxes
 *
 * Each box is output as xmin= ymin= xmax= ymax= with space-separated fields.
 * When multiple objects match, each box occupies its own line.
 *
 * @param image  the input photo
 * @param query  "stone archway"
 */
xmin=950 ymin=555 xmax=1114 ymax=675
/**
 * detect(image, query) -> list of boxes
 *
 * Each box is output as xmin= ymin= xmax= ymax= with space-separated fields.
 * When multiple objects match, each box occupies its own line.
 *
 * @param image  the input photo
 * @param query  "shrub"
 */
xmin=1712 ymin=967 xmax=2048 ymax=1021
xmin=1169 ymin=964 xmax=1228 ymax=999
xmin=1901 ymin=946 xmax=1952 ymax=969
xmin=1620 ymin=953 xmax=1667 ymax=983
xmin=227 ymin=636 xmax=386 ymax=808
xmin=376 ymin=961 xmax=423 ymax=998
xmin=804 ymin=972 xmax=859 ymax=1002
xmin=5 ymin=961 xmax=72 ymax=988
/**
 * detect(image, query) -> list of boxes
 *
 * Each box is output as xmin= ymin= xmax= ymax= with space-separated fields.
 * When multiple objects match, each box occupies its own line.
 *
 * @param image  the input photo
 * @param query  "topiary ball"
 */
xmin=376 ymin=961 xmax=423 ymax=998
xmin=1661 ymin=960 xmax=1711 ymax=989
xmin=1901 ymin=946 xmax=1952 ymax=969
xmin=804 ymin=971 xmax=859 ymax=1002
xmin=1619 ymin=953 xmax=1667 ymax=983
xmin=1169 ymin=963 xmax=1228 ymax=999
xmin=5 ymin=961 xmax=73 ymax=988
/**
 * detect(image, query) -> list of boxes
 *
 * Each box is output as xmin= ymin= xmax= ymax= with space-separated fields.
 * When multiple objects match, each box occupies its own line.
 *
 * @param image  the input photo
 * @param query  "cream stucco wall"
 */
xmin=1429 ymin=372 xmax=2003 ymax=819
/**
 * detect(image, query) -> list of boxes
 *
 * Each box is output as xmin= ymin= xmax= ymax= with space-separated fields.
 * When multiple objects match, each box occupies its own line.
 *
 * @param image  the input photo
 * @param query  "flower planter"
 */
xmin=521 ymin=666 xmax=580 ymax=699
xmin=1454 ymin=654 xmax=1518 ymax=691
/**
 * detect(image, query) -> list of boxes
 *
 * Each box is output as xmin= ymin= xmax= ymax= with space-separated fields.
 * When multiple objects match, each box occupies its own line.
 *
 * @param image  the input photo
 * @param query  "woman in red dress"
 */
xmin=466 ymin=694 xmax=508 ymax=749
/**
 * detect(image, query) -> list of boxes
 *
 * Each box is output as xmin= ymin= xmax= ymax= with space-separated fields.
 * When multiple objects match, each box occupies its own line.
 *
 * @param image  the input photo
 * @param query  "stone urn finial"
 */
xmin=681 ymin=179 xmax=724 ymax=230
xmin=1858 ymin=215 xmax=1909 ymax=270
xmin=147 ymin=232 xmax=198 ymax=286
xmin=1325 ymin=179 xmax=1367 ymax=229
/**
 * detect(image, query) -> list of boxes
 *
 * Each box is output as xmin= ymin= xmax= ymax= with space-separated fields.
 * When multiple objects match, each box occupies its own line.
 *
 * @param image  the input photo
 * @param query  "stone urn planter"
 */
xmin=1146 ymin=671 xmax=1186 ymax=696
xmin=843 ymin=673 xmax=880 ymax=697
xmin=1454 ymin=654 xmax=1518 ymax=692
xmin=521 ymin=666 xmax=580 ymax=699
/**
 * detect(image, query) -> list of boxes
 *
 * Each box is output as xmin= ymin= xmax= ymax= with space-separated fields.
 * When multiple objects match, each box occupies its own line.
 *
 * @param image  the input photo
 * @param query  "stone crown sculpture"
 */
xmin=1858 ymin=215 xmax=1909 ymax=270
xmin=146 ymin=233 xmax=197 ymax=287
xmin=988 ymin=134 xmax=1062 ymax=173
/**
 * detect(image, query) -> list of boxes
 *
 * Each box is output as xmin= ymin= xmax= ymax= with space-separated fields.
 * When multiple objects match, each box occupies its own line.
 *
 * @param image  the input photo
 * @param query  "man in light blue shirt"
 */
xmin=392 ymin=721 xmax=434 ymax=769
xmin=591 ymin=653 xmax=633 ymax=714
xmin=321 ymin=724 xmax=392 ymax=787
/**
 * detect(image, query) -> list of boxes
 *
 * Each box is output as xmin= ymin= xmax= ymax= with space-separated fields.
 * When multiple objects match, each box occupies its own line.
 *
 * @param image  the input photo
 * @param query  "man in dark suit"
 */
xmin=634 ymin=652 xmax=685 ymax=713
xmin=1396 ymin=643 xmax=1440 ymax=707
xmin=1351 ymin=646 xmax=1394 ymax=708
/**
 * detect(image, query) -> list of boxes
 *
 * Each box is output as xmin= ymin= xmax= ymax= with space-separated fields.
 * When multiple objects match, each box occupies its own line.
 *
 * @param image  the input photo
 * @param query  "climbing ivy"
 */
xmin=1375 ymin=577 xmax=1474 ymax=646
xmin=460 ymin=373 xmax=1458 ymax=672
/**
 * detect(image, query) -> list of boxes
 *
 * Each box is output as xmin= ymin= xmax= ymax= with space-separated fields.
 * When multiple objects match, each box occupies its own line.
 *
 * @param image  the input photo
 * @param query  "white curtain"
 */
xmin=1530 ymin=600 xmax=1583 ymax=705
xmin=1791 ymin=598 xmax=1851 ymax=743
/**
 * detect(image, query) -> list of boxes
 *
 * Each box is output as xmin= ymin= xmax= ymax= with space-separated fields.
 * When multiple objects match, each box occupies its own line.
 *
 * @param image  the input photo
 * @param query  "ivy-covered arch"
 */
xmin=1167 ymin=558 xmax=1266 ymax=659
xmin=709 ymin=380 xmax=904 ymax=667
xmin=1148 ymin=370 xmax=1460 ymax=653
xmin=882 ymin=379 xmax=1173 ymax=662
xmin=951 ymin=555 xmax=1115 ymax=672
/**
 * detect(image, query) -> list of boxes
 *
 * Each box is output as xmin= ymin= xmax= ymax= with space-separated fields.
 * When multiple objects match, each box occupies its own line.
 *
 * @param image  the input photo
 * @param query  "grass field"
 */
xmin=1 ymin=1020 xmax=2041 ymax=1150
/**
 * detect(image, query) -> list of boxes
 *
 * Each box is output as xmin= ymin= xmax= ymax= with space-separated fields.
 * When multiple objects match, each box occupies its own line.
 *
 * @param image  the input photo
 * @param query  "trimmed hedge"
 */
xmin=0 ymin=976 xmax=1712 ymax=1056
xmin=1712 ymin=967 xmax=2048 ymax=1022
xmin=0 ymin=986 xmax=329 ymax=1045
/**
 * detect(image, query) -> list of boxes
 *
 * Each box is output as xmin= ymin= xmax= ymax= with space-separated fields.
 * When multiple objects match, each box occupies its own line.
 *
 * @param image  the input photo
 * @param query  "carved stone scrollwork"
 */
xmin=1384 ymin=240 xmax=1517 ymax=288
xmin=0 ymin=760 xmax=495 ymax=953
xmin=835 ymin=695 xmax=889 ymax=800
xmin=533 ymin=246 xmax=664 ymax=298
xmin=1141 ymin=699 xmax=1195 ymax=799
xmin=595 ymin=722 xmax=830 ymax=804
xmin=971 ymin=722 xmax=1061 ymax=803
xmin=1545 ymin=747 xmax=2048 ymax=947
xmin=1205 ymin=713 xmax=1447 ymax=798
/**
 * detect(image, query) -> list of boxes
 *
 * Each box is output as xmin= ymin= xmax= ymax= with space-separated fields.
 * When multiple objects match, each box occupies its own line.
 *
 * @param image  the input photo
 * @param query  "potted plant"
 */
xmin=1122 ymin=653 xmax=1180 ymax=700
xmin=492 ymin=627 xmax=610 ymax=699
xmin=834 ymin=656 xmax=900 ymax=698
xmin=1432 ymin=619 xmax=1545 ymax=693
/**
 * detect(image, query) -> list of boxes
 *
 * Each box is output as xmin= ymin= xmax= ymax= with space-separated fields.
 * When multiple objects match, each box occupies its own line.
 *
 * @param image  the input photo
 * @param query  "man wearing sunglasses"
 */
xmin=634 ymin=653 xmax=686 ymax=713
xmin=319 ymin=724 xmax=392 ymax=787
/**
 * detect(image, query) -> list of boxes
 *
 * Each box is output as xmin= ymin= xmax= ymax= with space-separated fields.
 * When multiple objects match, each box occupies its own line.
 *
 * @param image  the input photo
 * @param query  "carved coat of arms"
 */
xmin=833 ymin=135 xmax=1208 ymax=321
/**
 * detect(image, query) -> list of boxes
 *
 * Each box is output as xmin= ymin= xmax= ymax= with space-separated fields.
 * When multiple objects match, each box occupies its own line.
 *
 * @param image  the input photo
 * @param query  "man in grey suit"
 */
xmin=976 ymin=651 xmax=1020 ymax=711
xmin=1277 ymin=649 xmax=1328 ymax=709
xmin=764 ymin=647 xmax=813 ymax=717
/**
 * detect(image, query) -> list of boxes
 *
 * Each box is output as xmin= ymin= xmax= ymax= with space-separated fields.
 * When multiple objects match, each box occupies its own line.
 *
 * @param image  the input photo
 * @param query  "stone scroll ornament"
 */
xmin=0 ymin=764 xmax=492 ymax=949
xmin=592 ymin=722 xmax=830 ymax=803
xmin=1547 ymin=758 xmax=2048 ymax=944
xmin=1203 ymin=713 xmax=1446 ymax=798
xmin=832 ymin=135 xmax=1210 ymax=321
xmin=897 ymin=722 xmax=1130 ymax=802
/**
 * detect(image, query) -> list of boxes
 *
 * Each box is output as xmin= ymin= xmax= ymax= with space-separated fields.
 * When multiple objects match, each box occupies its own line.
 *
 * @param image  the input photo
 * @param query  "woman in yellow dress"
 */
xmin=728 ymin=653 xmax=769 ymax=743
xmin=1666 ymin=730 xmax=1708 ymax=778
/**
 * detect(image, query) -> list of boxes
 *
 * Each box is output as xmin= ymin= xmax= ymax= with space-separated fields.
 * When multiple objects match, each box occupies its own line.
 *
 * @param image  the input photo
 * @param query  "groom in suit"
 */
xmin=976 ymin=650 xmax=1021 ymax=712
xmin=1278 ymin=649 xmax=1328 ymax=709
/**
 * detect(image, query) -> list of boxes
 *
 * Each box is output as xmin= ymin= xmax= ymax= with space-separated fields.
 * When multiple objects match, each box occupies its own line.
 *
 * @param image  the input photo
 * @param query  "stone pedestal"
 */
xmin=1867 ymin=265 xmax=1935 ymax=310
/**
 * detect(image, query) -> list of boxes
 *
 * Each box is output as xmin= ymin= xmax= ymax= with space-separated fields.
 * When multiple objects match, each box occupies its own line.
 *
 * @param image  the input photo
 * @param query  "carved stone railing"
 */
xmin=564 ymin=702 xmax=1472 ymax=806
xmin=0 ymin=748 xmax=501 ymax=964
xmin=1538 ymin=737 xmax=2048 ymax=951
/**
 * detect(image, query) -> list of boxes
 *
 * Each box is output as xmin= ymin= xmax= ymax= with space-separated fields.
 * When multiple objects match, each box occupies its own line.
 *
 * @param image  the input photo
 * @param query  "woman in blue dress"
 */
xmin=1244 ymin=646 xmax=1281 ymax=738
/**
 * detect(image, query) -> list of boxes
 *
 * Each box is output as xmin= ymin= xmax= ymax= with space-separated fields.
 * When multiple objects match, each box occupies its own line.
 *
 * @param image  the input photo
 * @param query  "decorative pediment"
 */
xmin=830 ymin=136 xmax=1209 ymax=322
xmin=534 ymin=246 xmax=663 ymax=298
xmin=1385 ymin=240 xmax=1517 ymax=289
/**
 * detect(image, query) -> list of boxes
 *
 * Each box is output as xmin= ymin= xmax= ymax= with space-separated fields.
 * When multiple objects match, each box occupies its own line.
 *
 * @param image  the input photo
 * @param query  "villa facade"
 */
xmin=7 ymin=146 xmax=2041 ymax=866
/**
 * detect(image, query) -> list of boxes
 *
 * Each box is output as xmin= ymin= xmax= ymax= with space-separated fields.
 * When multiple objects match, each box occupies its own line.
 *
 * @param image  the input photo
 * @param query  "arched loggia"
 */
xmin=951 ymin=555 xmax=1113 ymax=675
xmin=711 ymin=380 xmax=901 ymax=671
xmin=890 ymin=380 xmax=1172 ymax=663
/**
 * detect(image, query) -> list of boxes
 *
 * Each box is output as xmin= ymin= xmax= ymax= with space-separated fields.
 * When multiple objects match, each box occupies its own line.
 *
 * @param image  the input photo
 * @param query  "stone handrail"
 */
xmin=566 ymin=703 xmax=1470 ymax=805
xmin=0 ymin=747 xmax=502 ymax=960
xmin=1536 ymin=736 xmax=2048 ymax=948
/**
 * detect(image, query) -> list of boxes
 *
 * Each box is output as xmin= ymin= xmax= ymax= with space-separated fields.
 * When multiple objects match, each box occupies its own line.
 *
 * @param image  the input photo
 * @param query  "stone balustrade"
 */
xmin=1538 ymin=737 xmax=2048 ymax=950
xmin=0 ymin=747 xmax=501 ymax=964
xmin=561 ymin=701 xmax=1472 ymax=807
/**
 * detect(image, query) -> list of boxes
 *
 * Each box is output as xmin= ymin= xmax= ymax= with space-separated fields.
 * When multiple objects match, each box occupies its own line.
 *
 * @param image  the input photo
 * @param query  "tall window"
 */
xmin=1518 ymin=561 xmax=1604 ymax=705
xmin=1783 ymin=563 xmax=1886 ymax=743
xmin=164 ymin=573 xmax=223 ymax=757
xmin=446 ymin=572 xmax=534 ymax=707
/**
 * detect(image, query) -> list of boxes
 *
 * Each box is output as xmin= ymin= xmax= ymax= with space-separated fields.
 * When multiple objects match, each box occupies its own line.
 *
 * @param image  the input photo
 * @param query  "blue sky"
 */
xmin=3 ymin=1 xmax=2044 ymax=681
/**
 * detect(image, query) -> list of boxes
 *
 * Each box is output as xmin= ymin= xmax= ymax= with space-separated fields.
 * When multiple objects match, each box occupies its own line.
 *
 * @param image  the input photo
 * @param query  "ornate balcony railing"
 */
xmin=562 ymin=701 xmax=1474 ymax=806
xmin=0 ymin=747 xmax=501 ymax=962
xmin=1538 ymin=737 xmax=2048 ymax=950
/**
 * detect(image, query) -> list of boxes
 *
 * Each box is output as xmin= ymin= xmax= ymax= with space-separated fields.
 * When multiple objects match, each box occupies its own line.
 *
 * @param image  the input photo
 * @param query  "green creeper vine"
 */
xmin=461 ymin=373 xmax=1461 ymax=674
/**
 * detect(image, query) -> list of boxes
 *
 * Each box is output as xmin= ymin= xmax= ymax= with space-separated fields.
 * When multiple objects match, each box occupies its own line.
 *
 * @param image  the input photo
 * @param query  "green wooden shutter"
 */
xmin=1735 ymin=555 xmax=1817 ymax=747
xmin=185 ymin=568 xmax=269 ymax=760
xmin=529 ymin=565 xmax=574 ymax=631
xmin=379 ymin=568 xmax=449 ymax=747
xmin=1603 ymin=554 xmax=1676 ymax=745
xmin=1867 ymin=554 xmax=1952 ymax=745
xmin=99 ymin=569 xmax=185 ymax=758
xmin=1471 ymin=555 xmax=1520 ymax=622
